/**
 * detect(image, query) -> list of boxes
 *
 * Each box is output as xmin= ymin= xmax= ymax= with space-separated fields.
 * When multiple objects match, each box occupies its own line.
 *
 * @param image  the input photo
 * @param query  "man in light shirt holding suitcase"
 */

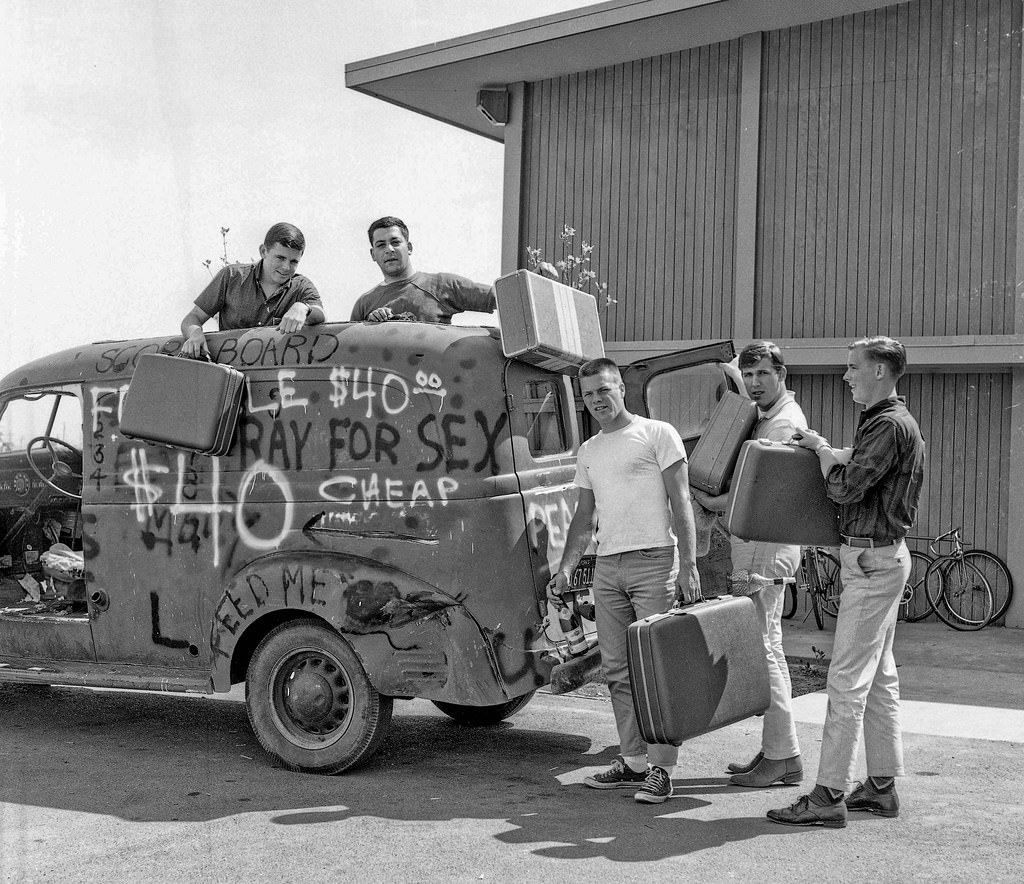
xmin=769 ymin=336 xmax=925 ymax=828
xmin=692 ymin=341 xmax=807 ymax=788
xmin=547 ymin=358 xmax=702 ymax=805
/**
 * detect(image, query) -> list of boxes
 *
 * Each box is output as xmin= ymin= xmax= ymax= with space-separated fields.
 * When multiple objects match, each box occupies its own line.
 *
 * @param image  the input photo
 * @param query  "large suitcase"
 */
xmin=687 ymin=391 xmax=758 ymax=494
xmin=120 ymin=354 xmax=246 ymax=456
xmin=725 ymin=438 xmax=841 ymax=546
xmin=495 ymin=269 xmax=605 ymax=372
xmin=628 ymin=595 xmax=770 ymax=746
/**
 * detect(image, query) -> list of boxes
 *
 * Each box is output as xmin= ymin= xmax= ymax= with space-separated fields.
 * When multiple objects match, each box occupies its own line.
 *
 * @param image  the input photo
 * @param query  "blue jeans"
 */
xmin=593 ymin=547 xmax=679 ymax=768
xmin=816 ymin=541 xmax=910 ymax=790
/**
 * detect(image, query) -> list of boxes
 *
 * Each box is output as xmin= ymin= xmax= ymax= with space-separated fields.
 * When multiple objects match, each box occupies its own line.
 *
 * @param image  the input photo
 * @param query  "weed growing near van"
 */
xmin=526 ymin=223 xmax=615 ymax=308
xmin=202 ymin=227 xmax=233 ymax=277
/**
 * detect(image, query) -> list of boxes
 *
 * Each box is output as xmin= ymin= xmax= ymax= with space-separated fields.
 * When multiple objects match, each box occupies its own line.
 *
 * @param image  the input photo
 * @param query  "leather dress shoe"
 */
xmin=730 ymin=754 xmax=803 ymax=787
xmin=767 ymin=793 xmax=847 ymax=828
xmin=726 ymin=751 xmax=763 ymax=775
xmin=846 ymin=779 xmax=900 ymax=817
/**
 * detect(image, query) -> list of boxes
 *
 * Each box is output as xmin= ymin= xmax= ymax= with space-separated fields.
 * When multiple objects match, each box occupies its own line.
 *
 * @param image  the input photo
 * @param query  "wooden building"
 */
xmin=347 ymin=0 xmax=1024 ymax=627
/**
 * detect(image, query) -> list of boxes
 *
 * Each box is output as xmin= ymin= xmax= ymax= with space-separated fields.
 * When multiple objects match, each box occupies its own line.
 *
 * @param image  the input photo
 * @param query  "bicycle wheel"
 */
xmin=815 ymin=549 xmax=842 ymax=619
xmin=781 ymin=583 xmax=797 ymax=620
xmin=928 ymin=558 xmax=993 ymax=631
xmin=805 ymin=555 xmax=825 ymax=630
xmin=900 ymin=550 xmax=934 ymax=622
xmin=962 ymin=550 xmax=1014 ymax=624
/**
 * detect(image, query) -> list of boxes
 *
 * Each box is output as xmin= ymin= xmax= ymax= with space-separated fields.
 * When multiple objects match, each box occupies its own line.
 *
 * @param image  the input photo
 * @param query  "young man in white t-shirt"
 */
xmin=548 ymin=358 xmax=702 ymax=804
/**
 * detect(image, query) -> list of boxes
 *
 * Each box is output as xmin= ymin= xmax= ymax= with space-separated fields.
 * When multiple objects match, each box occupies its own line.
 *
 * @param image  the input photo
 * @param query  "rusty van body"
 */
xmin=0 ymin=322 xmax=734 ymax=773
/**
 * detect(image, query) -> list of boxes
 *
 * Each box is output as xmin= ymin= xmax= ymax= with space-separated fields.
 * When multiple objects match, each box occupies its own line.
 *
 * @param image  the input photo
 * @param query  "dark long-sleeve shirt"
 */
xmin=824 ymin=396 xmax=925 ymax=543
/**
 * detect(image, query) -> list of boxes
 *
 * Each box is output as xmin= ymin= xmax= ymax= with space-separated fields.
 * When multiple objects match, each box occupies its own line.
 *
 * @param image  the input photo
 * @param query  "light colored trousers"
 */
xmin=817 ymin=540 xmax=910 ymax=790
xmin=730 ymin=538 xmax=802 ymax=759
xmin=592 ymin=547 xmax=679 ymax=768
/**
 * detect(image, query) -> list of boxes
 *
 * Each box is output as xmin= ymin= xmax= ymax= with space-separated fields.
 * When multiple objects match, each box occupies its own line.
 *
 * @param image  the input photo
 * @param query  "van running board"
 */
xmin=0 ymin=660 xmax=213 ymax=694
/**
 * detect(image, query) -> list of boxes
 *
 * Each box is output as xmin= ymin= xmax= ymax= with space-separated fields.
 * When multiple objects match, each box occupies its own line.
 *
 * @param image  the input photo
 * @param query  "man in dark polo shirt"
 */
xmin=768 ymin=336 xmax=925 ymax=829
xmin=179 ymin=222 xmax=324 ymax=359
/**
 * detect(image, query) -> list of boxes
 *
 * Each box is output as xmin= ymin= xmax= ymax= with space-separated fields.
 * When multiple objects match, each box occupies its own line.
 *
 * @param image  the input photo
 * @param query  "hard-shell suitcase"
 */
xmin=120 ymin=353 xmax=246 ymax=456
xmin=495 ymin=269 xmax=605 ymax=372
xmin=628 ymin=595 xmax=770 ymax=746
xmin=725 ymin=438 xmax=841 ymax=546
xmin=687 ymin=391 xmax=758 ymax=494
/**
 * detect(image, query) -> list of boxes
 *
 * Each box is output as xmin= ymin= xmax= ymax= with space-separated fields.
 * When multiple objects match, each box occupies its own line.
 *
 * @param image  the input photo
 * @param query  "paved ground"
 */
xmin=0 ymin=619 xmax=1020 ymax=883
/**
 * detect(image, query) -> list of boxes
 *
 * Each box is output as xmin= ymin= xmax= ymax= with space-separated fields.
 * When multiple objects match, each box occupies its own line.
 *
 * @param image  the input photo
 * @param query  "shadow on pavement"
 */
xmin=0 ymin=684 xmax=807 ymax=859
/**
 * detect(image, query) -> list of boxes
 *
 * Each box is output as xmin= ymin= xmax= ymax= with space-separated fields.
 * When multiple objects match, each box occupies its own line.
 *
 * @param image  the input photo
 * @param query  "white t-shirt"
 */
xmin=574 ymin=415 xmax=686 ymax=556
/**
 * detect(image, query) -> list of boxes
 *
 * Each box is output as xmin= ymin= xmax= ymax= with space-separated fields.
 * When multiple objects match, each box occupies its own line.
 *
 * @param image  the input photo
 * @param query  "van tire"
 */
xmin=245 ymin=620 xmax=392 ymax=774
xmin=432 ymin=690 xmax=536 ymax=726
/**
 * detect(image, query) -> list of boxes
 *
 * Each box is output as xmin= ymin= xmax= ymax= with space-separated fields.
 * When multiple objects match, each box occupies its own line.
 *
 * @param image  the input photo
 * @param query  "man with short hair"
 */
xmin=693 ymin=341 xmax=805 ymax=788
xmin=350 ymin=216 xmax=495 ymax=323
xmin=548 ymin=358 xmax=701 ymax=805
xmin=768 ymin=336 xmax=925 ymax=828
xmin=180 ymin=222 xmax=324 ymax=359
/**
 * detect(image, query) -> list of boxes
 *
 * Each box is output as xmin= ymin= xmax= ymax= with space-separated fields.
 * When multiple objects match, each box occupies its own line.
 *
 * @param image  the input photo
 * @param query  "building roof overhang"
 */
xmin=345 ymin=0 xmax=907 ymax=142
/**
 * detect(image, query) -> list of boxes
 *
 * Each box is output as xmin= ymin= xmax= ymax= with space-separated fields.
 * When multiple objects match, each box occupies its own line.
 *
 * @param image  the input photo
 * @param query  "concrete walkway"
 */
xmin=782 ymin=614 xmax=1024 ymax=742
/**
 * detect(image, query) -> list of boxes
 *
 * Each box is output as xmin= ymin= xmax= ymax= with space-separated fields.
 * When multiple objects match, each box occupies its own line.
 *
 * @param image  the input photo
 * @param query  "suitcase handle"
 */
xmin=176 ymin=351 xmax=214 ymax=364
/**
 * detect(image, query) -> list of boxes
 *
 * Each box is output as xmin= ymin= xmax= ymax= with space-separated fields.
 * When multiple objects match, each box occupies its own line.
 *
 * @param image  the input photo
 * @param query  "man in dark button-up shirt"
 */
xmin=179 ymin=222 xmax=325 ymax=359
xmin=769 ymin=336 xmax=925 ymax=829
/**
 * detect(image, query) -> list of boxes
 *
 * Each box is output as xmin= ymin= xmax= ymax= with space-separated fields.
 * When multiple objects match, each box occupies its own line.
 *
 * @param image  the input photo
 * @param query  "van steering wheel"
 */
xmin=26 ymin=435 xmax=83 ymax=500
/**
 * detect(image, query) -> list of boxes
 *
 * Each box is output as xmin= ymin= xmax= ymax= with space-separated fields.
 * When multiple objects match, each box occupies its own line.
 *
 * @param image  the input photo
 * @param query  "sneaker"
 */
xmin=767 ymin=793 xmax=847 ymax=828
xmin=634 ymin=765 xmax=673 ymax=804
xmin=846 ymin=779 xmax=900 ymax=818
xmin=583 ymin=755 xmax=648 ymax=790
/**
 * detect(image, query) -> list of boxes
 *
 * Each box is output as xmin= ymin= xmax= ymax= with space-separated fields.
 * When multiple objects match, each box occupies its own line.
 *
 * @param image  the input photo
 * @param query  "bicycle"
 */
xmin=916 ymin=527 xmax=1013 ymax=631
xmin=781 ymin=546 xmax=842 ymax=630
xmin=898 ymin=548 xmax=935 ymax=623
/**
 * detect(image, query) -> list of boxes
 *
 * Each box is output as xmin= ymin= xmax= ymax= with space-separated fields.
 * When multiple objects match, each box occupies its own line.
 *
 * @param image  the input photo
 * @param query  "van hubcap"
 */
xmin=274 ymin=650 xmax=353 ymax=742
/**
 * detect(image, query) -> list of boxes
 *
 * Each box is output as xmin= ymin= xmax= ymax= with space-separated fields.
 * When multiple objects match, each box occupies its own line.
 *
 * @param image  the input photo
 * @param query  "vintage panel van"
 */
xmin=0 ymin=320 xmax=734 ymax=773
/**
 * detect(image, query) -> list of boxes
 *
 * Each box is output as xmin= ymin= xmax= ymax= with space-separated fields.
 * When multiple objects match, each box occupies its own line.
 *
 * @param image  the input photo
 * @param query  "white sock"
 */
xmin=622 ymin=754 xmax=647 ymax=772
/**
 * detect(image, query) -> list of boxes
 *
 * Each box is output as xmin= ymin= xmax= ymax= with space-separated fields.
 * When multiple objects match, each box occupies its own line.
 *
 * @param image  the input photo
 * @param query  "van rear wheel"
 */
xmin=432 ymin=690 xmax=536 ymax=726
xmin=246 ymin=620 xmax=392 ymax=774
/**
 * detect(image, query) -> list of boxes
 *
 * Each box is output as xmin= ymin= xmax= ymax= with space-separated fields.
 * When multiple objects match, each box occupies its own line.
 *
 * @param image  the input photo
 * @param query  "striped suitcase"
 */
xmin=495 ymin=270 xmax=605 ymax=372
xmin=120 ymin=353 xmax=246 ymax=456
xmin=627 ymin=596 xmax=770 ymax=746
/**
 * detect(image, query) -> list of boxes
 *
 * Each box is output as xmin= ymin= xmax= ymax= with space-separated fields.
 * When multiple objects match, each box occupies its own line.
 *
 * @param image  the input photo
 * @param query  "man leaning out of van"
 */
xmin=180 ymin=222 xmax=325 ymax=359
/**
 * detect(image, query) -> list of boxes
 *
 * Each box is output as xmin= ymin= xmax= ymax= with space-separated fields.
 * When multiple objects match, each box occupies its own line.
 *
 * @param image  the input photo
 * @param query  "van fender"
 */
xmin=208 ymin=551 xmax=506 ymax=702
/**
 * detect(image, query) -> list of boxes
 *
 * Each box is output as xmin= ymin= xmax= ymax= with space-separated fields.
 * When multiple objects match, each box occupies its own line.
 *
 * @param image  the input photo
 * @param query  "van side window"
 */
xmin=644 ymin=364 xmax=727 ymax=445
xmin=522 ymin=379 xmax=568 ymax=457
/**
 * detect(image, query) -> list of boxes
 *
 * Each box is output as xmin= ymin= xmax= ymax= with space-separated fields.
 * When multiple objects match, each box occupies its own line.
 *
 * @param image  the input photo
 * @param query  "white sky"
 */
xmin=0 ymin=0 xmax=587 ymax=379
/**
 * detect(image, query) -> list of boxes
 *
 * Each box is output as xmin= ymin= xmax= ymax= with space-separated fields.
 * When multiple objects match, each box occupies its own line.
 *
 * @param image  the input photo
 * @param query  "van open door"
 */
xmin=621 ymin=340 xmax=738 ymax=457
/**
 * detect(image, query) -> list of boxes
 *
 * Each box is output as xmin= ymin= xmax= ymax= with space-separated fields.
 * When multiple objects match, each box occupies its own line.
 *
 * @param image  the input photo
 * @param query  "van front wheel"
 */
xmin=246 ymin=621 xmax=392 ymax=774
xmin=432 ymin=690 xmax=536 ymax=726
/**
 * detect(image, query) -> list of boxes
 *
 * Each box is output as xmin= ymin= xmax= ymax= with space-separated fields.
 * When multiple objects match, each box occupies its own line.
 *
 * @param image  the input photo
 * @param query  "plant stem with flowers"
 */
xmin=526 ymin=224 xmax=615 ymax=308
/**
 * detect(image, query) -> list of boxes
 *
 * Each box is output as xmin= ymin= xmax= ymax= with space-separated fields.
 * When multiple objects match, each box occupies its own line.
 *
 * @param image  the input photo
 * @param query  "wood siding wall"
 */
xmin=521 ymin=43 xmax=742 ymax=342
xmin=758 ymin=0 xmax=1021 ymax=338
xmin=517 ymin=0 xmax=1019 ymax=572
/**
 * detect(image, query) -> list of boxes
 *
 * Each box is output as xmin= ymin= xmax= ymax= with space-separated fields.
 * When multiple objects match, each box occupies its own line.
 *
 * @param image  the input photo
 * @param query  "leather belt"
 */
xmin=841 ymin=535 xmax=895 ymax=548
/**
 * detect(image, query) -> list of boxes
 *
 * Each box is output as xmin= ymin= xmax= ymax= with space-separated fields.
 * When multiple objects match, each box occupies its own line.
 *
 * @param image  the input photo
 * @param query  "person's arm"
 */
xmin=278 ymin=280 xmax=325 ymax=333
xmin=277 ymin=301 xmax=326 ymax=334
xmin=792 ymin=428 xmax=840 ymax=480
xmin=447 ymin=274 xmax=496 ymax=314
xmin=179 ymin=305 xmax=214 ymax=359
xmin=545 ymin=489 xmax=596 ymax=601
xmin=691 ymin=488 xmax=729 ymax=515
xmin=663 ymin=459 xmax=702 ymax=605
